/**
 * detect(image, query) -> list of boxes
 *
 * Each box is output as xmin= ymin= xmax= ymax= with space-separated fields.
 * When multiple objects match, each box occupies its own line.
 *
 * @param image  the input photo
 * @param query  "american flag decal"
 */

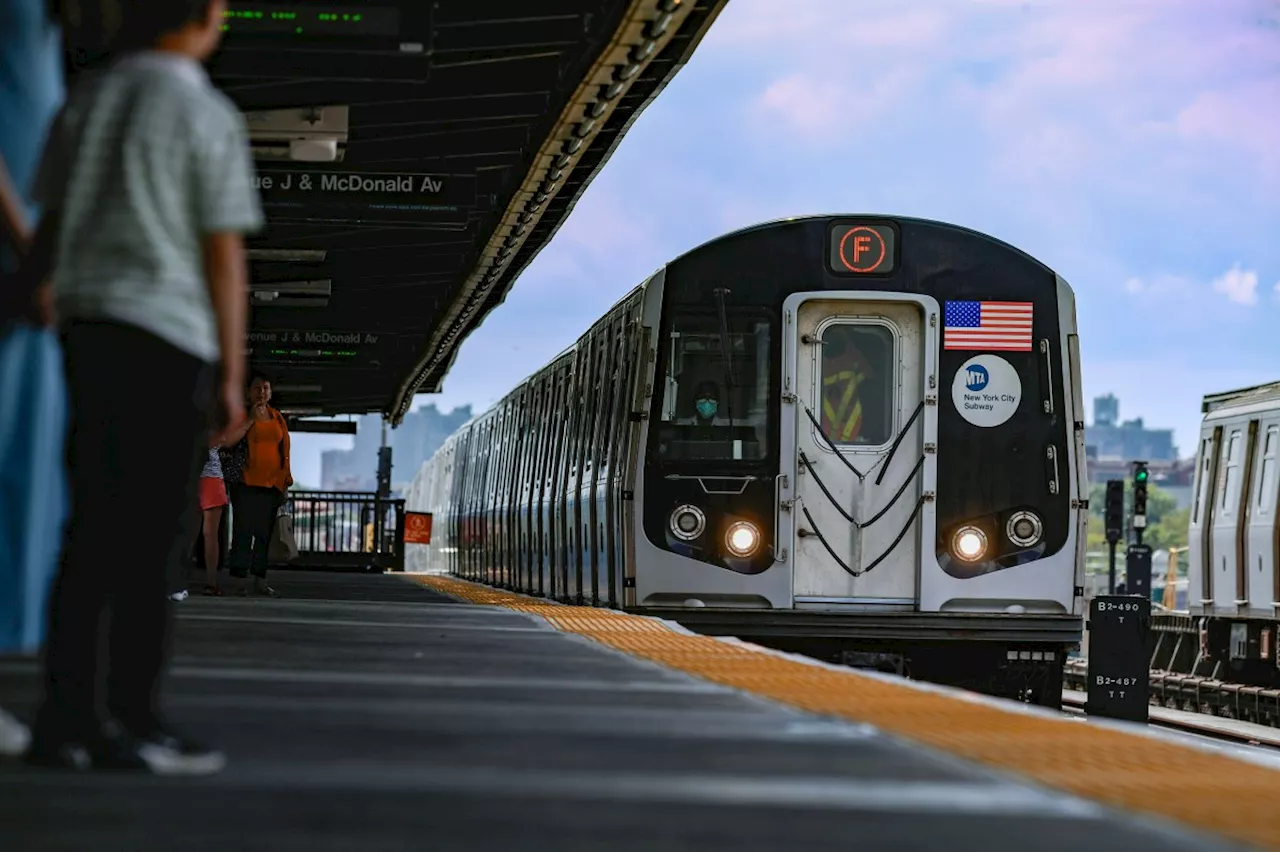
xmin=943 ymin=301 xmax=1034 ymax=351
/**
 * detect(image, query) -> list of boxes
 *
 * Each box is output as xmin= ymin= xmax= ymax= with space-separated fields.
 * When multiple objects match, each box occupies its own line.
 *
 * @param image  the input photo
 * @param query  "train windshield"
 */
xmin=655 ymin=312 xmax=771 ymax=462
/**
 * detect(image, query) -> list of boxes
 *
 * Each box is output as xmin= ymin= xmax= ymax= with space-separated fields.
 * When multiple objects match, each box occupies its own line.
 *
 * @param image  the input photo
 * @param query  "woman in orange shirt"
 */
xmin=223 ymin=371 xmax=292 ymax=596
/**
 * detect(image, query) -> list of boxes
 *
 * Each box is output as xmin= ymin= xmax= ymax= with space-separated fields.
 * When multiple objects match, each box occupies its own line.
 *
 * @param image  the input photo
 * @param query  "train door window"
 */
xmin=1221 ymin=430 xmax=1242 ymax=514
xmin=1259 ymin=426 xmax=1279 ymax=512
xmin=656 ymin=312 xmax=772 ymax=462
xmin=569 ymin=353 xmax=588 ymax=481
xmin=595 ymin=332 xmax=615 ymax=477
xmin=1193 ymin=436 xmax=1214 ymax=523
xmin=818 ymin=322 xmax=895 ymax=447
xmin=585 ymin=339 xmax=601 ymax=475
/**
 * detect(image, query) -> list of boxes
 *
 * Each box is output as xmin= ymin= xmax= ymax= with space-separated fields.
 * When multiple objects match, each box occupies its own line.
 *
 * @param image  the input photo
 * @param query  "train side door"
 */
xmin=1187 ymin=427 xmax=1219 ymax=610
xmin=780 ymin=293 xmax=938 ymax=606
xmin=1209 ymin=424 xmax=1246 ymax=609
xmin=1245 ymin=420 xmax=1280 ymax=612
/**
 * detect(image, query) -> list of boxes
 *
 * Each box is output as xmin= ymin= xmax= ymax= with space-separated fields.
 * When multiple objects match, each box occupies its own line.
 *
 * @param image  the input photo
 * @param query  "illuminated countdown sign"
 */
xmin=222 ymin=5 xmax=401 ymax=37
xmin=827 ymin=223 xmax=897 ymax=275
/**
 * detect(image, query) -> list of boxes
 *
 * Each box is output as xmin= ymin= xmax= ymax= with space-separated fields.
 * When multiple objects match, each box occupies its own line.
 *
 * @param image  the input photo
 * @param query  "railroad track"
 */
xmin=1059 ymin=688 xmax=1280 ymax=751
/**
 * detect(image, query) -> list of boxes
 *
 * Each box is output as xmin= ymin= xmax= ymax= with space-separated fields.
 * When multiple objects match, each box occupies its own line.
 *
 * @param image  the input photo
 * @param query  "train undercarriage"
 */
xmin=642 ymin=607 xmax=1079 ymax=708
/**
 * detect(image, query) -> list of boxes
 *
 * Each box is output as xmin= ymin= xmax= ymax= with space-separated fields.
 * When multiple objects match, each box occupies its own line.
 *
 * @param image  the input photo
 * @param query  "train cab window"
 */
xmin=818 ymin=323 xmax=894 ymax=446
xmin=656 ymin=314 xmax=771 ymax=462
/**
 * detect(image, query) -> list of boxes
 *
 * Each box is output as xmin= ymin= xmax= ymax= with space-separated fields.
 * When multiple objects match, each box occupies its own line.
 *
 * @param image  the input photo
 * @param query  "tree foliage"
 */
xmin=1085 ymin=480 xmax=1187 ymax=552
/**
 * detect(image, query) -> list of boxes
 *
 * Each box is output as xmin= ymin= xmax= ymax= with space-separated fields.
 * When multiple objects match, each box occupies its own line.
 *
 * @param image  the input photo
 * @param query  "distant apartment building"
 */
xmin=321 ymin=404 xmax=473 ymax=493
xmin=1083 ymin=393 xmax=1193 ymax=507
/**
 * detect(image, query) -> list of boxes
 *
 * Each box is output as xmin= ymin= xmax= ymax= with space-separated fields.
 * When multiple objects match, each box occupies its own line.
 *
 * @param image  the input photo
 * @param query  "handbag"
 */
xmin=218 ymin=433 xmax=249 ymax=484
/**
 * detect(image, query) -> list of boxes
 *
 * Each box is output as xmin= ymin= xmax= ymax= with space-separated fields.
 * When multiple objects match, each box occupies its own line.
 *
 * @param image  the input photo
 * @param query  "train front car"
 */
xmin=632 ymin=216 xmax=1086 ymax=704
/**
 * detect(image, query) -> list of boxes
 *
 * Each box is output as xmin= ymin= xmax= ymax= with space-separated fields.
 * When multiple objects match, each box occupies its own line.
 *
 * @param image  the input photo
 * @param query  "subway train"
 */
xmin=405 ymin=215 xmax=1088 ymax=705
xmin=1186 ymin=381 xmax=1280 ymax=687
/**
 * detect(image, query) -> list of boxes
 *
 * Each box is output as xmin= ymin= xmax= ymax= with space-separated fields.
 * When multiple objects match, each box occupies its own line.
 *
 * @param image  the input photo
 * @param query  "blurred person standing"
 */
xmin=17 ymin=0 xmax=262 ymax=773
xmin=225 ymin=371 xmax=292 ymax=597
xmin=0 ymin=0 xmax=68 ymax=759
xmin=196 ymin=439 xmax=230 ymax=596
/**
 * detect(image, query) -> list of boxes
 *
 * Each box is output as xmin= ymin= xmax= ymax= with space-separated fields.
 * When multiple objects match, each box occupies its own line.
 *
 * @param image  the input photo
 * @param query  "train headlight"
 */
xmin=952 ymin=526 xmax=988 ymax=563
xmin=725 ymin=521 xmax=760 ymax=558
xmin=1006 ymin=511 xmax=1043 ymax=548
xmin=669 ymin=505 xmax=706 ymax=541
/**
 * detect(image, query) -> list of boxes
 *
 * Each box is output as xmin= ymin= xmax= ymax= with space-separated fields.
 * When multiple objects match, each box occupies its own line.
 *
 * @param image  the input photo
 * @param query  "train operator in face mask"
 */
xmin=689 ymin=380 xmax=723 ymax=429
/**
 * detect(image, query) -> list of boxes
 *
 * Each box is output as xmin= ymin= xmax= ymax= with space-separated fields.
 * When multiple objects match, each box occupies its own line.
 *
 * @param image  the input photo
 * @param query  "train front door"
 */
xmin=779 ymin=293 xmax=938 ymax=607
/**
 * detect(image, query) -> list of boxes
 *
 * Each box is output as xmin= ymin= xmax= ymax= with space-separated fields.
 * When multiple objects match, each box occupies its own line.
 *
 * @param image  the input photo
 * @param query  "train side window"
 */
xmin=818 ymin=322 xmax=895 ymax=447
xmin=1258 ymin=426 xmax=1278 ymax=512
xmin=1220 ymin=430 xmax=1242 ymax=514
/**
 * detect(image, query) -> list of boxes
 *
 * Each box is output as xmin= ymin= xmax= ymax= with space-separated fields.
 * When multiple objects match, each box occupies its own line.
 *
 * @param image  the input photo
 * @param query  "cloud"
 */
xmin=1211 ymin=264 xmax=1259 ymax=305
xmin=735 ymin=0 xmax=1279 ymax=202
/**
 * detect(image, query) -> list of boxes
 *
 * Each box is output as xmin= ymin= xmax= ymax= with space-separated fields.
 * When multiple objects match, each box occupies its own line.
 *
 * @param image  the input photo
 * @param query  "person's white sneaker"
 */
xmin=0 ymin=707 xmax=31 ymax=758
xmin=168 ymin=590 xmax=189 ymax=602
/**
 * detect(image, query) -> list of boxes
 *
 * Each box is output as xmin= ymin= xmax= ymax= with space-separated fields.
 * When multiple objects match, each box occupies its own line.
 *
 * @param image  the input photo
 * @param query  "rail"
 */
xmin=277 ymin=490 xmax=406 ymax=573
xmin=1060 ymin=686 xmax=1280 ymax=749
xmin=1063 ymin=657 xmax=1280 ymax=729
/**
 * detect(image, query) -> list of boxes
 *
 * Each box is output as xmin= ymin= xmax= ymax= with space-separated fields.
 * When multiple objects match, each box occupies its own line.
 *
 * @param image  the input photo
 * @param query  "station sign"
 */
xmin=827 ymin=222 xmax=897 ymax=275
xmin=254 ymin=168 xmax=477 ymax=225
xmin=404 ymin=512 xmax=433 ymax=545
xmin=247 ymin=328 xmax=386 ymax=363
xmin=1086 ymin=595 xmax=1151 ymax=723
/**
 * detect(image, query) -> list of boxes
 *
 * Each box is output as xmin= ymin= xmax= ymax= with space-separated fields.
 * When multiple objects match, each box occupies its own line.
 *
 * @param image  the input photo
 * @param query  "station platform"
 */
xmin=0 ymin=571 xmax=1270 ymax=851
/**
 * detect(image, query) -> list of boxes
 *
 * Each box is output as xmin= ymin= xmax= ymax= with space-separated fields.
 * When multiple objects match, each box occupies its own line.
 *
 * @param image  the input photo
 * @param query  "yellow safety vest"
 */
xmin=822 ymin=368 xmax=864 ymax=443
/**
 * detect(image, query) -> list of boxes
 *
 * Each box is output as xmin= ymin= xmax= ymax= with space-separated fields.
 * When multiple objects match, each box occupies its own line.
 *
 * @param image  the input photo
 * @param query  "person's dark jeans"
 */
xmin=229 ymin=484 xmax=281 ymax=580
xmin=35 ymin=320 xmax=211 ymax=739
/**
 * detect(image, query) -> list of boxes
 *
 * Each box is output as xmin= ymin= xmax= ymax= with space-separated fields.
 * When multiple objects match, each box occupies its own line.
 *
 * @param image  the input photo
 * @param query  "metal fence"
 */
xmin=278 ymin=491 xmax=406 ymax=572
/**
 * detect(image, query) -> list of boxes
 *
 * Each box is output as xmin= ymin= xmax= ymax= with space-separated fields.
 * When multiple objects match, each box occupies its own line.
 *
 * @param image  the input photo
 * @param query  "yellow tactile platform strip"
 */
xmin=406 ymin=573 xmax=1279 ymax=849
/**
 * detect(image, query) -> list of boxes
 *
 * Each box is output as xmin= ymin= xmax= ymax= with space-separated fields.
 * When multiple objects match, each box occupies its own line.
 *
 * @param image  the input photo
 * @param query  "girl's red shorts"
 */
xmin=199 ymin=476 xmax=229 ymax=511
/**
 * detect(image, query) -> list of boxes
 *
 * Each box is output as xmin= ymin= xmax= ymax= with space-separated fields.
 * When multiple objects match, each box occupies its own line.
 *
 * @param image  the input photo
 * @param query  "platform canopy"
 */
xmin=161 ymin=0 xmax=725 ymax=422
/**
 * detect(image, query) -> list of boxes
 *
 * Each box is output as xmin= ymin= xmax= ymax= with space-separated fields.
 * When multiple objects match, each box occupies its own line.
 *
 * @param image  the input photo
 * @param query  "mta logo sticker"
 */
xmin=964 ymin=364 xmax=989 ymax=392
xmin=952 ymin=356 xmax=1021 ymax=428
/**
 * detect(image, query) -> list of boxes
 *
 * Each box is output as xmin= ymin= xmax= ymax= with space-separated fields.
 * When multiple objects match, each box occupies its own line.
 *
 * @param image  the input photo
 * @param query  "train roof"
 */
xmin=1202 ymin=380 xmax=1280 ymax=414
xmin=665 ymin=214 xmax=1060 ymax=280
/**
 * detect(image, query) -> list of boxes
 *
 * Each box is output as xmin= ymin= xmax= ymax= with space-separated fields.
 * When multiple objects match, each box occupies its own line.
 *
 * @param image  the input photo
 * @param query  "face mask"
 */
xmin=696 ymin=399 xmax=718 ymax=419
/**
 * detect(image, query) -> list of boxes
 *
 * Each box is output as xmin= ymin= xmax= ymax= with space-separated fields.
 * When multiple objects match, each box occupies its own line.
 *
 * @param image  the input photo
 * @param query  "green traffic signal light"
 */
xmin=1135 ymin=468 xmax=1148 ymax=483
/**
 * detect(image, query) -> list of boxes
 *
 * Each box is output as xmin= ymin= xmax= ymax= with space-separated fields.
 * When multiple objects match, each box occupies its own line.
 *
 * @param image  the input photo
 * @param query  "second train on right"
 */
xmin=1187 ymin=380 xmax=1280 ymax=687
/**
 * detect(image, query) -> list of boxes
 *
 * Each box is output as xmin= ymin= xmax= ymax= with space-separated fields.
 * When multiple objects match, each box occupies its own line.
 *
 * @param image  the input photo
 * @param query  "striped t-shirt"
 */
xmin=31 ymin=51 xmax=264 ymax=362
xmin=201 ymin=447 xmax=223 ymax=480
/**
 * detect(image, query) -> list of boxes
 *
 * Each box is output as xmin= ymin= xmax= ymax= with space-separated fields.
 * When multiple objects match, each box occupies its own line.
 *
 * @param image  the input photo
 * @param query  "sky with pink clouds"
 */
xmin=291 ymin=0 xmax=1280 ymax=487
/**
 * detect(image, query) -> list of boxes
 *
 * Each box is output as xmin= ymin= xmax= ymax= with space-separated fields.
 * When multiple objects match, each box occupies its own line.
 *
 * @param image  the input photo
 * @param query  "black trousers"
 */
xmin=36 ymin=321 xmax=212 ymax=737
xmin=229 ymin=484 xmax=281 ymax=579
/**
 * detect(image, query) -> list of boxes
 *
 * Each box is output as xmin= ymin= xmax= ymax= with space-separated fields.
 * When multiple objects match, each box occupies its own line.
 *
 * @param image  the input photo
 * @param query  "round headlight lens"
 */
xmin=952 ymin=526 xmax=988 ymax=563
xmin=725 ymin=521 xmax=760 ymax=558
xmin=669 ymin=505 xmax=706 ymax=541
xmin=1006 ymin=511 xmax=1043 ymax=548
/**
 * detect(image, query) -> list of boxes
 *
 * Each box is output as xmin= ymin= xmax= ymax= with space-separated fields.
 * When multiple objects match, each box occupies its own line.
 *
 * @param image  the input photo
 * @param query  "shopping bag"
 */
xmin=269 ymin=507 xmax=299 ymax=564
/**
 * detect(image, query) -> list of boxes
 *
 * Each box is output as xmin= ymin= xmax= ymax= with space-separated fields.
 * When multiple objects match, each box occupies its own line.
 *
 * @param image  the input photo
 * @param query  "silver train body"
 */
xmin=1186 ymin=381 xmax=1280 ymax=684
xmin=406 ymin=216 xmax=1087 ymax=703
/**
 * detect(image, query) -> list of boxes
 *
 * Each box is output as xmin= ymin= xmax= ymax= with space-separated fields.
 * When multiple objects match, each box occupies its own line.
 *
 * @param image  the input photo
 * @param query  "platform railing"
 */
xmin=279 ymin=490 xmax=406 ymax=573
